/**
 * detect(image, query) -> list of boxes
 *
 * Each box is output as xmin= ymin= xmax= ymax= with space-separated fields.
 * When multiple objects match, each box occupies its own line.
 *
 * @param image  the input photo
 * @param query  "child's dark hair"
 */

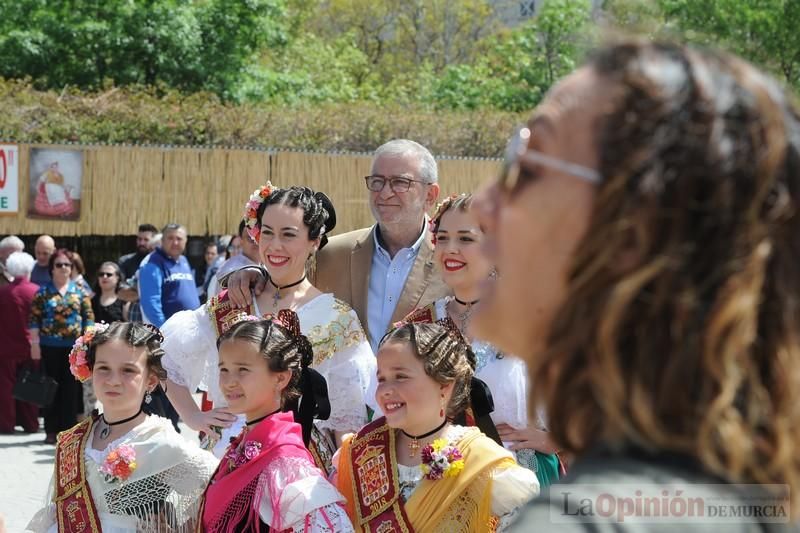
xmin=86 ymin=322 xmax=167 ymax=381
xmin=257 ymin=186 xmax=337 ymax=250
xmin=216 ymin=318 xmax=306 ymax=404
xmin=379 ymin=322 xmax=476 ymax=417
xmin=217 ymin=311 xmax=330 ymax=444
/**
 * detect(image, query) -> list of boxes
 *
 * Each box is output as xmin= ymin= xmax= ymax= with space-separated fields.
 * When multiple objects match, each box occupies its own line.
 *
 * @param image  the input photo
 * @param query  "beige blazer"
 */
xmin=312 ymin=225 xmax=451 ymax=341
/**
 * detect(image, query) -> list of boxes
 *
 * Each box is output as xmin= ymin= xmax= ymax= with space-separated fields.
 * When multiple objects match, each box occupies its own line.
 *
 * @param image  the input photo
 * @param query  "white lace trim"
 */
xmin=85 ymin=415 xmax=174 ymax=464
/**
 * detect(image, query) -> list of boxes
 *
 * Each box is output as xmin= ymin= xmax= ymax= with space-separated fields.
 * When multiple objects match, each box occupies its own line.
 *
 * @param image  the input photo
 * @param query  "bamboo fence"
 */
xmin=0 ymin=144 xmax=500 ymax=236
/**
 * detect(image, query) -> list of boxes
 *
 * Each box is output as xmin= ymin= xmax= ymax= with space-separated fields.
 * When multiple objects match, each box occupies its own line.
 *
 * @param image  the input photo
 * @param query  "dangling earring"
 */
xmin=439 ymin=393 xmax=446 ymax=418
xmin=144 ymin=390 xmax=152 ymax=404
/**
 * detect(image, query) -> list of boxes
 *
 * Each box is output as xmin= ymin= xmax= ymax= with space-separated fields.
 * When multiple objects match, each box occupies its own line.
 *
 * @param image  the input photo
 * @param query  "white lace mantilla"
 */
xmin=161 ymin=292 xmax=377 ymax=435
xmin=26 ymin=415 xmax=218 ymax=533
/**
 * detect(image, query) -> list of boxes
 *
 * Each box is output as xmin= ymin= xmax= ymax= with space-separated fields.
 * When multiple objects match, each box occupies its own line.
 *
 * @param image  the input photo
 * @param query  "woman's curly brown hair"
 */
xmin=533 ymin=40 xmax=800 ymax=505
xmin=380 ymin=322 xmax=476 ymax=417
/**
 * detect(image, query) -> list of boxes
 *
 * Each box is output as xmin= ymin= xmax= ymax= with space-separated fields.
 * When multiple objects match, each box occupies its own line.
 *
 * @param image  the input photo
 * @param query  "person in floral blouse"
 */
xmin=29 ymin=248 xmax=94 ymax=444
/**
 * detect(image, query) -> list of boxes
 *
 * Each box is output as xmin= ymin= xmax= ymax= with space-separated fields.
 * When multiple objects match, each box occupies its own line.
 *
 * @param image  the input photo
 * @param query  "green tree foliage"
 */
xmin=430 ymin=0 xmax=592 ymax=111
xmin=0 ymin=0 xmax=288 ymax=98
xmin=603 ymin=0 xmax=800 ymax=91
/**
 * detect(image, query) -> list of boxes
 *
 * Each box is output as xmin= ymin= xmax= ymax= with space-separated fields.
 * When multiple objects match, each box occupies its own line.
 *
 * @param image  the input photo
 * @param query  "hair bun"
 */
xmin=314 ymin=191 xmax=337 ymax=248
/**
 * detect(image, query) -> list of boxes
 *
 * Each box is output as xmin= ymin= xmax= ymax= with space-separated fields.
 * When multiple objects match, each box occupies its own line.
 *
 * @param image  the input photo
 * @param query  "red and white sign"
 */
xmin=0 ymin=144 xmax=19 ymax=213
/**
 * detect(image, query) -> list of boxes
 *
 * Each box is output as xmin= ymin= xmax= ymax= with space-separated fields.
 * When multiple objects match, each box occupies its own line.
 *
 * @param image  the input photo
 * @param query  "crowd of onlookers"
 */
xmin=0 ymin=221 xmax=260 ymax=440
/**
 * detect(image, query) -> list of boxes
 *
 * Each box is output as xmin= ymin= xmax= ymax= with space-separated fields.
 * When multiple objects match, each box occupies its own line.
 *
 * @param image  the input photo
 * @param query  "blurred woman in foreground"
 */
xmin=470 ymin=40 xmax=800 ymax=528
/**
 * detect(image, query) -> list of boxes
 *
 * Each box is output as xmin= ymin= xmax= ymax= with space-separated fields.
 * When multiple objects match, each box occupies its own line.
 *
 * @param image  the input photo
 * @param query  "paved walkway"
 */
xmin=0 ymin=418 xmax=200 ymax=532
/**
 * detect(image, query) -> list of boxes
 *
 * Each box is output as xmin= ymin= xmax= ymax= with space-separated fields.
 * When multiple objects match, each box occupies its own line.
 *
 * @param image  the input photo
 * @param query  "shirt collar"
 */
xmin=373 ymin=218 xmax=428 ymax=258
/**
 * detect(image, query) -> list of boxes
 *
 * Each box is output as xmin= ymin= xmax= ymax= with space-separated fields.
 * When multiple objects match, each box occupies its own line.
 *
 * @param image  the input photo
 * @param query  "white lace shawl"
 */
xmin=161 ymin=292 xmax=377 ymax=434
xmin=26 ymin=415 xmax=218 ymax=533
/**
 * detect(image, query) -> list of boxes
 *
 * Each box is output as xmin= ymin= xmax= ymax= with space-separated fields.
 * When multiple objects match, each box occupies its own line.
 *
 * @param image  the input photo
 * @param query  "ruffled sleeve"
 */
xmin=302 ymin=298 xmax=376 ymax=434
xmin=257 ymin=455 xmax=353 ymax=532
xmin=161 ymin=305 xmax=221 ymax=403
xmin=490 ymin=464 xmax=540 ymax=528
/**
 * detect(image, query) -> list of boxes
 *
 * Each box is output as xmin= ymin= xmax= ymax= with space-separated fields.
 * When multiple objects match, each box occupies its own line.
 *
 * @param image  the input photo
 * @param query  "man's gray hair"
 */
xmin=0 ymin=235 xmax=24 ymax=251
xmin=373 ymin=139 xmax=438 ymax=184
xmin=161 ymin=223 xmax=186 ymax=235
xmin=6 ymin=252 xmax=35 ymax=278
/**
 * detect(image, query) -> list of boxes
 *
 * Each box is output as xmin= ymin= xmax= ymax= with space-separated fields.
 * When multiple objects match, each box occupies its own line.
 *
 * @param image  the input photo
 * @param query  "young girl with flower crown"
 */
xmin=26 ymin=322 xmax=218 ymax=533
xmin=199 ymin=312 xmax=353 ymax=532
xmin=335 ymin=322 xmax=539 ymax=532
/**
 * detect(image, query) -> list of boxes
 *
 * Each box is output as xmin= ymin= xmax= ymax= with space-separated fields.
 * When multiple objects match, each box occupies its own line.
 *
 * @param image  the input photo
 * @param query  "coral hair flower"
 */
xmin=242 ymin=182 xmax=274 ymax=244
xmin=68 ymin=323 xmax=110 ymax=382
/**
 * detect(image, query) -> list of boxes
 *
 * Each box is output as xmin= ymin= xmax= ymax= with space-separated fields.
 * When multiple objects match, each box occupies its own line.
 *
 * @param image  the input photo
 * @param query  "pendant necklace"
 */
xmin=451 ymin=296 xmax=480 ymax=330
xmin=401 ymin=419 xmax=447 ymax=457
xmin=99 ymin=407 xmax=143 ymax=439
xmin=268 ymin=275 xmax=306 ymax=307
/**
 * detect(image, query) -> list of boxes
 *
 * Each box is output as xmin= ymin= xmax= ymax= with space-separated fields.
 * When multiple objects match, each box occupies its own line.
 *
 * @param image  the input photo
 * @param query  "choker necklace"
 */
xmin=452 ymin=296 xmax=480 ymax=329
xmin=246 ymin=408 xmax=281 ymax=427
xmin=401 ymin=419 xmax=447 ymax=457
xmin=99 ymin=408 xmax=143 ymax=439
xmin=268 ymin=275 xmax=306 ymax=306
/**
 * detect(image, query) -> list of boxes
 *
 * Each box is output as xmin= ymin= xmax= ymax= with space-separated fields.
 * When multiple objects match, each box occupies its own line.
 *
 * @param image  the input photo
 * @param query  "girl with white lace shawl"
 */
xmin=26 ymin=322 xmax=217 ymax=533
xmin=200 ymin=313 xmax=352 ymax=532
xmin=161 ymin=184 xmax=376 ymax=471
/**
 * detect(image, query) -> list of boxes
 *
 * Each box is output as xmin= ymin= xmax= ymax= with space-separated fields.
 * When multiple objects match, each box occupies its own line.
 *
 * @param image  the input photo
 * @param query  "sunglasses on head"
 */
xmin=497 ymin=126 xmax=602 ymax=193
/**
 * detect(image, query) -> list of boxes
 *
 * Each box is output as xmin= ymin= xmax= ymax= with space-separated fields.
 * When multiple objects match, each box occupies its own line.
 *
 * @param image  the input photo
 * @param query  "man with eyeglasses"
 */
xmin=226 ymin=139 xmax=450 ymax=350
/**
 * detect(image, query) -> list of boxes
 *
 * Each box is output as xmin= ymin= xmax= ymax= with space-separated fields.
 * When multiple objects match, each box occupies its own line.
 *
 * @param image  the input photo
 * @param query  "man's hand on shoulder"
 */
xmin=224 ymin=266 xmax=267 ymax=308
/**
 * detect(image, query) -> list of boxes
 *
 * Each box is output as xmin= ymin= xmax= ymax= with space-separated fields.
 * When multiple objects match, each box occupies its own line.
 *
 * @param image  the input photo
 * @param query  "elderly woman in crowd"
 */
xmin=469 ymin=40 xmax=800 ymax=529
xmin=0 ymin=252 xmax=40 ymax=434
xmin=29 ymin=248 xmax=94 ymax=444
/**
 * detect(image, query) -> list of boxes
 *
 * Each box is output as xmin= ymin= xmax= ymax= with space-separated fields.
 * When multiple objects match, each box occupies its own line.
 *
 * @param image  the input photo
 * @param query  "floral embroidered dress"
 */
xmin=161 ymin=291 xmax=376 ymax=469
xmin=335 ymin=420 xmax=539 ymax=533
xmin=26 ymin=415 xmax=218 ymax=533
xmin=202 ymin=411 xmax=353 ymax=532
xmin=401 ymin=298 xmax=560 ymax=486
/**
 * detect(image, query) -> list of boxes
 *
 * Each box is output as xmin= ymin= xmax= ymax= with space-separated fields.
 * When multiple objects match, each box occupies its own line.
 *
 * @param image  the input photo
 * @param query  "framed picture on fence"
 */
xmin=27 ymin=148 xmax=84 ymax=221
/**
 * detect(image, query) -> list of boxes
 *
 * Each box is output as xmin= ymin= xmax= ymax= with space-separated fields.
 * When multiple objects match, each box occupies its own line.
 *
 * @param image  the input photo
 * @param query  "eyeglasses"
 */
xmin=364 ymin=175 xmax=430 ymax=193
xmin=498 ymin=126 xmax=602 ymax=193
xmin=98 ymin=272 xmax=116 ymax=278
xmin=54 ymin=262 xmax=73 ymax=269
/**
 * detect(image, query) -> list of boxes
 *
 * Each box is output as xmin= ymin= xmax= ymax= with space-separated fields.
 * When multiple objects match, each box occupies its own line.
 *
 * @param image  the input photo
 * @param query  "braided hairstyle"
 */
xmin=86 ymin=322 xmax=167 ymax=381
xmin=257 ymin=187 xmax=337 ymax=250
xmin=217 ymin=311 xmax=330 ymax=445
xmin=216 ymin=313 xmax=305 ymax=404
xmin=380 ymin=322 xmax=476 ymax=417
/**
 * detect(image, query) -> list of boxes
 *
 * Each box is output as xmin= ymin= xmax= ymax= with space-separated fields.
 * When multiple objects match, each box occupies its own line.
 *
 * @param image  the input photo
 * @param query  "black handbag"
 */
xmin=12 ymin=367 xmax=58 ymax=408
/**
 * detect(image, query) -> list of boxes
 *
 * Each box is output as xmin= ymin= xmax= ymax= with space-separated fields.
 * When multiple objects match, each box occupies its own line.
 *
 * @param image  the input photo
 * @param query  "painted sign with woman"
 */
xmin=27 ymin=148 xmax=83 ymax=220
